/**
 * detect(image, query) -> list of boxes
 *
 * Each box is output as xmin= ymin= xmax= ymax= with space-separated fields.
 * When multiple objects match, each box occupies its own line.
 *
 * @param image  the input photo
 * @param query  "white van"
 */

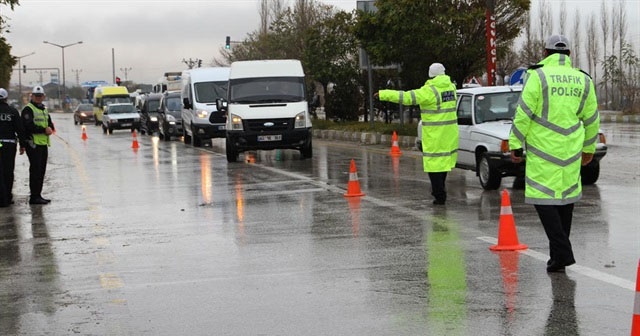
xmin=217 ymin=59 xmax=312 ymax=162
xmin=181 ymin=67 xmax=230 ymax=147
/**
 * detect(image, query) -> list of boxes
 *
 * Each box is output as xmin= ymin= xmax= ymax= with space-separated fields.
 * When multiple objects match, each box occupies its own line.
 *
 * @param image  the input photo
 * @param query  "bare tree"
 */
xmin=571 ymin=9 xmax=582 ymax=68
xmin=616 ymin=0 xmax=628 ymax=109
xmin=518 ymin=9 xmax=545 ymax=66
xmin=600 ymin=0 xmax=609 ymax=108
xmin=259 ymin=0 xmax=269 ymax=35
xmin=558 ymin=0 xmax=567 ymax=34
xmin=537 ymin=0 xmax=553 ymax=41
xmin=586 ymin=13 xmax=599 ymax=91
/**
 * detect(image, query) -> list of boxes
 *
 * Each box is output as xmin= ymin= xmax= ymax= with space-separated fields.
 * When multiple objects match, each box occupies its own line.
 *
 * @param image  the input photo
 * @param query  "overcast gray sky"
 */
xmin=3 ymin=0 xmax=639 ymax=87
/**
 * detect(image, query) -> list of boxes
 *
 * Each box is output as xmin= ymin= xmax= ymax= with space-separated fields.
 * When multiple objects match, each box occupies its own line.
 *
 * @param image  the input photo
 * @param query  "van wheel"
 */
xmin=108 ymin=128 xmax=114 ymax=135
xmin=300 ymin=138 xmax=313 ymax=159
xmin=183 ymin=127 xmax=191 ymax=145
xmin=226 ymin=137 xmax=238 ymax=163
xmin=192 ymin=127 xmax=202 ymax=147
xmin=478 ymin=153 xmax=501 ymax=190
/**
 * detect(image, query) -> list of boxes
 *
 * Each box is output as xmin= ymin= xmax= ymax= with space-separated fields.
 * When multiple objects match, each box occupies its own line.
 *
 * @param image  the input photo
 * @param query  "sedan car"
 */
xmin=102 ymin=103 xmax=141 ymax=134
xmin=158 ymin=90 xmax=183 ymax=141
xmin=73 ymin=103 xmax=95 ymax=125
xmin=416 ymin=85 xmax=607 ymax=190
xmin=139 ymin=93 xmax=162 ymax=135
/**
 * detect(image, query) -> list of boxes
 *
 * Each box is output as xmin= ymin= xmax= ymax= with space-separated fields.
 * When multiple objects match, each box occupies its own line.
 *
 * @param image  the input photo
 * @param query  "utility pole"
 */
xmin=35 ymin=70 xmax=46 ymax=86
xmin=182 ymin=58 xmax=201 ymax=69
xmin=120 ymin=67 xmax=132 ymax=81
xmin=71 ymin=69 xmax=82 ymax=86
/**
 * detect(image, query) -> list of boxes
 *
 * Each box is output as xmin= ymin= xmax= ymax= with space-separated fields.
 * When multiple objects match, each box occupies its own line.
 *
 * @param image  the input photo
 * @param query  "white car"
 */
xmin=102 ymin=103 xmax=141 ymax=134
xmin=416 ymin=85 xmax=607 ymax=190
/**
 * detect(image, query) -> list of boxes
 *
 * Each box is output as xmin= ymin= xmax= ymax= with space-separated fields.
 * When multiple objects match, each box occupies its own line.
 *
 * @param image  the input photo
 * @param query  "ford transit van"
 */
xmin=181 ymin=67 xmax=230 ymax=147
xmin=217 ymin=59 xmax=312 ymax=162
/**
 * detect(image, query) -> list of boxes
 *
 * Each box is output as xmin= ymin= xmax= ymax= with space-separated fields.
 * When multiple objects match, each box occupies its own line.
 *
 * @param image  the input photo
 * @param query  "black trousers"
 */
xmin=534 ymin=204 xmax=576 ymax=264
xmin=428 ymin=172 xmax=447 ymax=202
xmin=25 ymin=144 xmax=48 ymax=200
xmin=0 ymin=142 xmax=17 ymax=203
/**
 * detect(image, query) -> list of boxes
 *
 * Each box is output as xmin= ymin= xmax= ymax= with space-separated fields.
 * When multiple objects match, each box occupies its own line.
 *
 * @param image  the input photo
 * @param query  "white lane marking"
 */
xmin=477 ymin=236 xmax=635 ymax=291
xmin=257 ymin=163 xmax=638 ymax=292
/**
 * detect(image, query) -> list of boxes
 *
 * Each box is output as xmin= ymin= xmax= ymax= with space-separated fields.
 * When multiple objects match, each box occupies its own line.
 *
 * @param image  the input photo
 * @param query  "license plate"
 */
xmin=121 ymin=123 xmax=131 ymax=127
xmin=258 ymin=134 xmax=282 ymax=142
xmin=218 ymin=125 xmax=226 ymax=130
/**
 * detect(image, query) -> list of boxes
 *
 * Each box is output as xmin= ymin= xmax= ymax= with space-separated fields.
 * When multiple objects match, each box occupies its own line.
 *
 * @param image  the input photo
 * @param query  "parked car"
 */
xmin=158 ymin=90 xmax=183 ymax=141
xmin=102 ymin=103 xmax=141 ymax=134
xmin=416 ymin=85 xmax=607 ymax=189
xmin=139 ymin=93 xmax=162 ymax=135
xmin=73 ymin=103 xmax=94 ymax=125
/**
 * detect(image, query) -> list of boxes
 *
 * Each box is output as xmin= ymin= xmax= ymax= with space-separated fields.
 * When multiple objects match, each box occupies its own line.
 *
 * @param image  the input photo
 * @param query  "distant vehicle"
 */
xmin=153 ymin=72 xmax=182 ymax=93
xmin=181 ymin=67 xmax=230 ymax=147
xmin=416 ymin=85 xmax=607 ymax=189
xmin=139 ymin=93 xmax=162 ymax=135
xmin=101 ymin=103 xmax=140 ymax=134
xmin=217 ymin=59 xmax=312 ymax=162
xmin=93 ymin=86 xmax=130 ymax=125
xmin=73 ymin=103 xmax=94 ymax=125
xmin=158 ymin=90 xmax=183 ymax=141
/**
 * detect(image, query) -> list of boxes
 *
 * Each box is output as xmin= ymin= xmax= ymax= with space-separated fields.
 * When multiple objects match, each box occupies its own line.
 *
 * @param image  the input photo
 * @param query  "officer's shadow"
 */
xmin=544 ymin=273 xmax=579 ymax=336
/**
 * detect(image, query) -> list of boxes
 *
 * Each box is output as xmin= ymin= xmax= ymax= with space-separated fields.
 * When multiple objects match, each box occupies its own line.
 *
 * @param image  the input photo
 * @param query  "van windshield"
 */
xmin=103 ymin=96 xmax=131 ymax=106
xmin=194 ymin=81 xmax=228 ymax=103
xmin=229 ymin=77 xmax=305 ymax=104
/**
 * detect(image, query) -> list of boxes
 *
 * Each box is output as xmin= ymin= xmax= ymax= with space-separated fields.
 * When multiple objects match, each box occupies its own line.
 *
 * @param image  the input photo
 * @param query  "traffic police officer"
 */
xmin=376 ymin=63 xmax=458 ymax=205
xmin=0 ymin=88 xmax=26 ymax=206
xmin=509 ymin=35 xmax=599 ymax=272
xmin=21 ymin=86 xmax=55 ymax=205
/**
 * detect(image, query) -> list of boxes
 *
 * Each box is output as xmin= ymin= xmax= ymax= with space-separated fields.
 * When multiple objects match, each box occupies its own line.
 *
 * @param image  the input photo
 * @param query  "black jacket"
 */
xmin=0 ymin=101 xmax=27 ymax=147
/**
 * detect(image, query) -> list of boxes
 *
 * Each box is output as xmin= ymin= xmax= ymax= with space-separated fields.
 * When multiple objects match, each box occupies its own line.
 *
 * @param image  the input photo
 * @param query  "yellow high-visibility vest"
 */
xmin=509 ymin=53 xmax=599 ymax=205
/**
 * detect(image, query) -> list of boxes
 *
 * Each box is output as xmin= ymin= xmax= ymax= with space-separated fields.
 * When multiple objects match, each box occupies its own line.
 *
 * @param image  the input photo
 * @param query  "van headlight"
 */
xmin=150 ymin=116 xmax=158 ymax=122
xmin=196 ymin=110 xmax=208 ymax=119
xmin=294 ymin=111 xmax=306 ymax=128
xmin=230 ymin=113 xmax=243 ymax=131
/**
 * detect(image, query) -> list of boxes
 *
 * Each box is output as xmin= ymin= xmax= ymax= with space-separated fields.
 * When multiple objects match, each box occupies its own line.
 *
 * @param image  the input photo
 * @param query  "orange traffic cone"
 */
xmin=131 ymin=129 xmax=140 ymax=149
xmin=344 ymin=159 xmax=365 ymax=197
xmin=490 ymin=189 xmax=528 ymax=251
xmin=389 ymin=131 xmax=402 ymax=156
xmin=81 ymin=126 xmax=88 ymax=141
xmin=632 ymin=259 xmax=640 ymax=335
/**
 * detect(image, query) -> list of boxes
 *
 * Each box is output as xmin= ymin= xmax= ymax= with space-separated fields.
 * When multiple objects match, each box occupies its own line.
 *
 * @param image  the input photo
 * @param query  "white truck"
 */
xmin=216 ymin=59 xmax=313 ymax=162
xmin=181 ymin=67 xmax=230 ymax=147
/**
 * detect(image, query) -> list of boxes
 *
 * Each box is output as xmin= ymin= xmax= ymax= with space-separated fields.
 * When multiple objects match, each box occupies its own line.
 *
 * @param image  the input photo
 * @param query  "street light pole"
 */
xmin=15 ymin=51 xmax=35 ymax=105
xmin=43 ymin=40 xmax=82 ymax=106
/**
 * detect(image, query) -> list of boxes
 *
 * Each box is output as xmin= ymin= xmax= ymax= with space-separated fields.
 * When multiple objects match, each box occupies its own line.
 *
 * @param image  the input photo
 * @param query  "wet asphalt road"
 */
xmin=0 ymin=114 xmax=638 ymax=335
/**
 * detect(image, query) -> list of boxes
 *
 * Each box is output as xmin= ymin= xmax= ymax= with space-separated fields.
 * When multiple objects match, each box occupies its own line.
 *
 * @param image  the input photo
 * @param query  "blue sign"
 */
xmin=81 ymin=80 xmax=109 ymax=88
xmin=509 ymin=67 xmax=527 ymax=86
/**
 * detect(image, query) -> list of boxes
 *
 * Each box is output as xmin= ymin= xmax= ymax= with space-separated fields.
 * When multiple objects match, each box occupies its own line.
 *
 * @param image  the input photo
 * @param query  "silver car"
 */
xmin=416 ymin=85 xmax=607 ymax=190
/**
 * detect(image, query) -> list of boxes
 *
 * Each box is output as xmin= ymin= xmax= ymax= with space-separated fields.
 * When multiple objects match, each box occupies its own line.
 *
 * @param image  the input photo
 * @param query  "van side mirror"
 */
xmin=182 ymin=97 xmax=192 ymax=110
xmin=216 ymin=98 xmax=228 ymax=112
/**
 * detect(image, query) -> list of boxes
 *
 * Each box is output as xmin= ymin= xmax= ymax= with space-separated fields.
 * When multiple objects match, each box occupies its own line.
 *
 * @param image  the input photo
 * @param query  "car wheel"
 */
xmin=102 ymin=125 xmax=107 ymax=134
xmin=74 ymin=118 xmax=78 ymax=125
xmin=300 ymin=138 xmax=312 ymax=159
xmin=108 ymin=128 xmax=114 ymax=135
xmin=226 ymin=137 xmax=238 ymax=163
xmin=478 ymin=153 xmax=501 ymax=190
xmin=580 ymin=159 xmax=600 ymax=185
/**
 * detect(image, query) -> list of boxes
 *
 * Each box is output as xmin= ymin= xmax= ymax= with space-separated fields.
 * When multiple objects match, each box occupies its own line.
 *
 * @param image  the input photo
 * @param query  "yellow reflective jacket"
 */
xmin=379 ymin=75 xmax=458 ymax=172
xmin=509 ymin=53 xmax=599 ymax=205
xmin=27 ymin=103 xmax=51 ymax=146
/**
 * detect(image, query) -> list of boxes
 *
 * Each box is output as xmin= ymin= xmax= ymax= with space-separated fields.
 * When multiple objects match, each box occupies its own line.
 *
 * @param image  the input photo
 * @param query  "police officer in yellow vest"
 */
xmin=376 ymin=63 xmax=458 ymax=205
xmin=21 ymin=86 xmax=55 ymax=205
xmin=509 ymin=35 xmax=599 ymax=272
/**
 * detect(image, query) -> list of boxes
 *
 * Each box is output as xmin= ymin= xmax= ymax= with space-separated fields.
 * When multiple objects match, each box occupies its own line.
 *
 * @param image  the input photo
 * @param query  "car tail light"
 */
xmin=598 ymin=133 xmax=606 ymax=145
xmin=500 ymin=140 xmax=510 ymax=153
